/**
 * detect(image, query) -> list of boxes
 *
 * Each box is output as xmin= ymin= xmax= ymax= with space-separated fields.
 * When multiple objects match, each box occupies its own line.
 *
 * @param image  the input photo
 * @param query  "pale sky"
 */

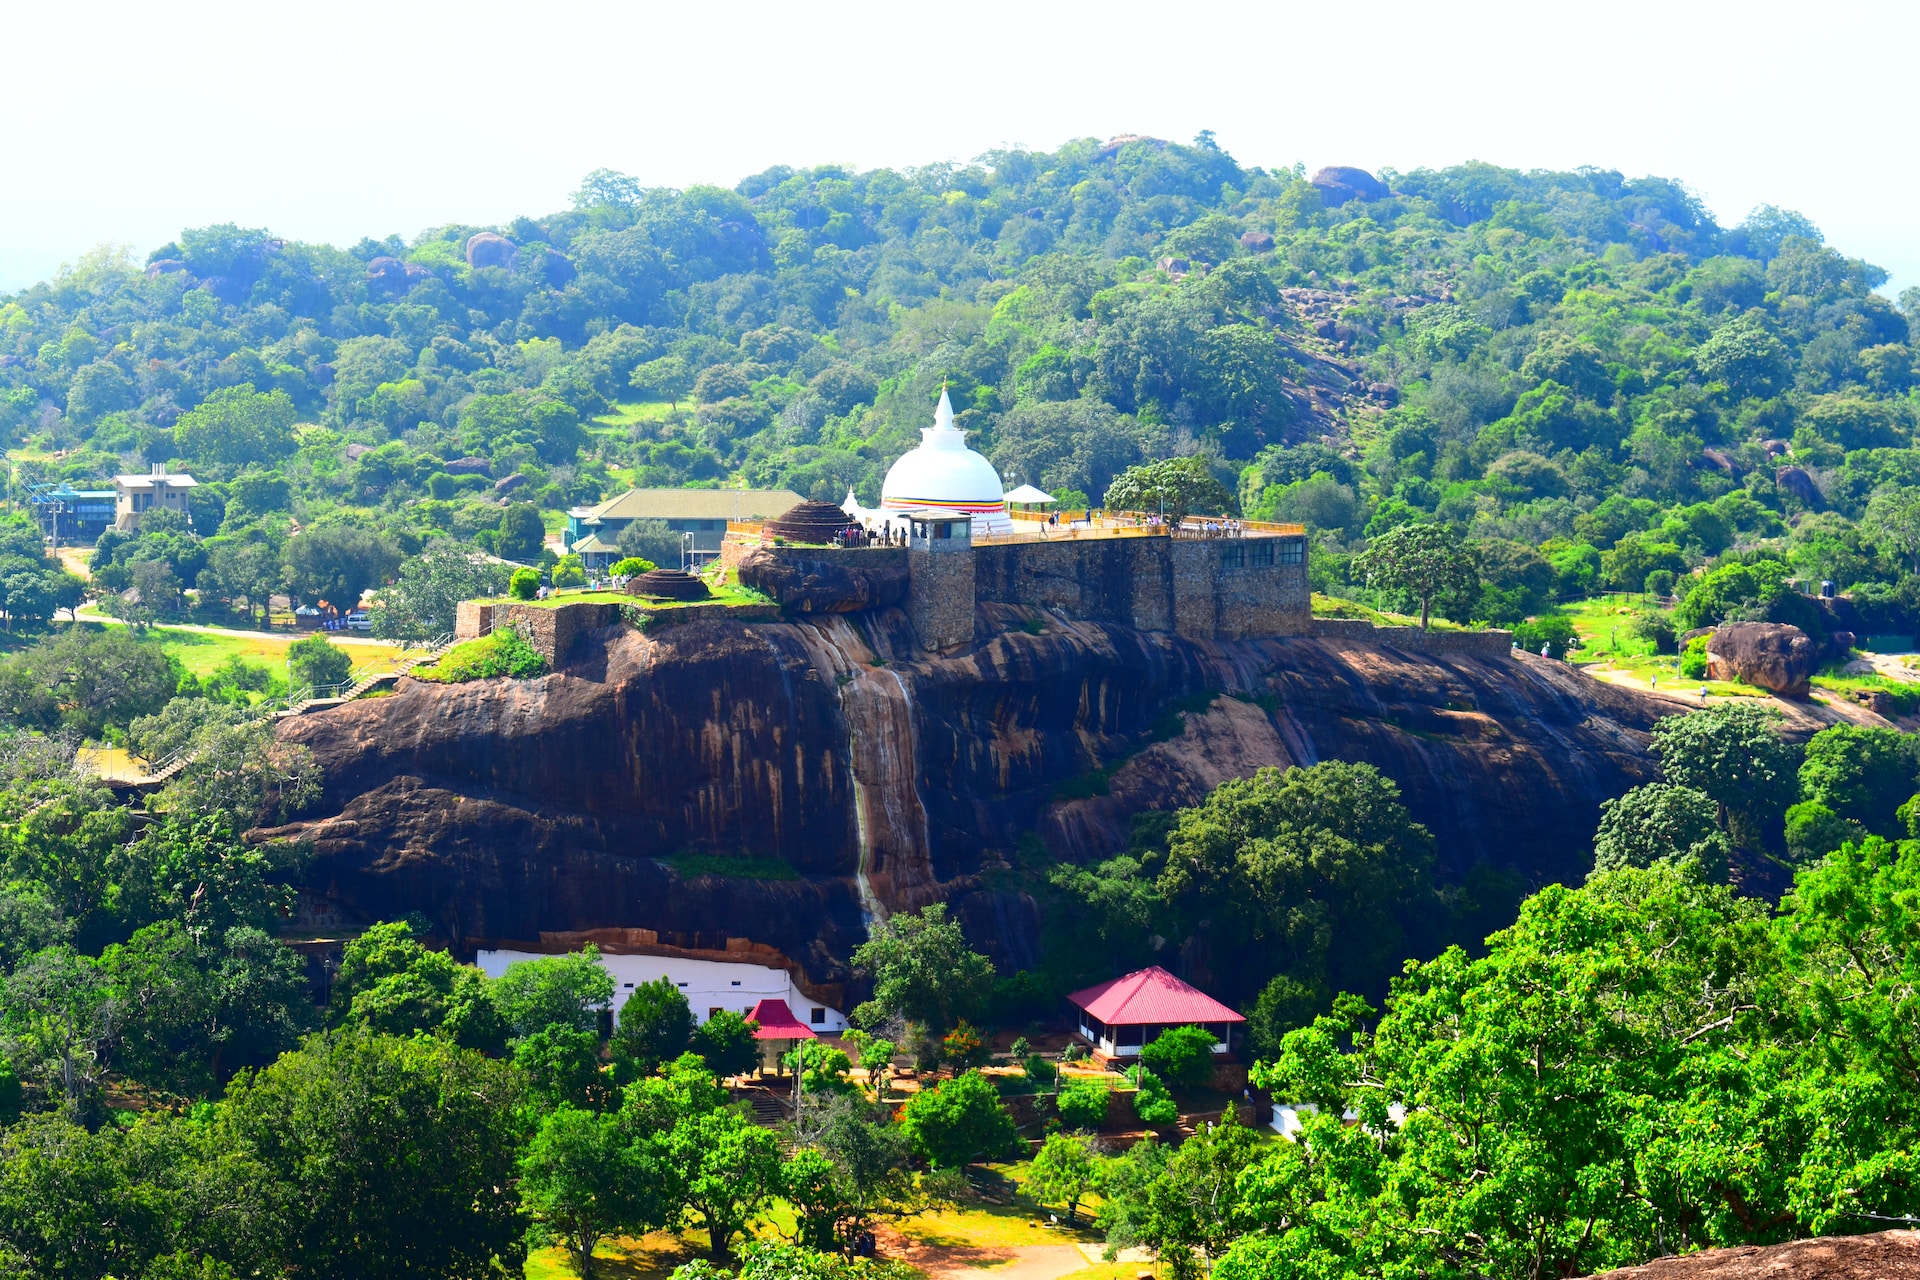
xmin=2 ymin=0 xmax=1912 ymax=298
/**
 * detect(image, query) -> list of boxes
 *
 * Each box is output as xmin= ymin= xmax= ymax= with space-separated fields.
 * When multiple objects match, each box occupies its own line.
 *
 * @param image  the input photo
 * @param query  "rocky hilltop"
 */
xmin=263 ymin=609 xmax=1674 ymax=989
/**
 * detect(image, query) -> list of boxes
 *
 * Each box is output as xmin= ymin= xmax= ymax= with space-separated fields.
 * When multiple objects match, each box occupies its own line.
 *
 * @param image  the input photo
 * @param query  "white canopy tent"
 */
xmin=1003 ymin=484 xmax=1055 ymax=505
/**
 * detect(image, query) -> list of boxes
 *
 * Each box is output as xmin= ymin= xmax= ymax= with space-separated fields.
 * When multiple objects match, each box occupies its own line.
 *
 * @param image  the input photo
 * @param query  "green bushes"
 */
xmin=411 ymin=626 xmax=547 ymax=683
xmin=1138 ymin=1024 xmax=1219 ymax=1089
xmin=1679 ymin=634 xmax=1709 ymax=679
xmin=1510 ymin=613 xmax=1578 ymax=659
xmin=1054 ymin=1077 xmax=1111 ymax=1129
xmin=1128 ymin=1065 xmax=1177 ymax=1126
xmin=508 ymin=567 xmax=540 ymax=600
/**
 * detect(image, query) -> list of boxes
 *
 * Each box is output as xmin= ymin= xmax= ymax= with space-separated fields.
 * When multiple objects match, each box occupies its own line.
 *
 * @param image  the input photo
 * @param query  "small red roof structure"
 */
xmin=1067 ymin=966 xmax=1245 ymax=1027
xmin=746 ymin=998 xmax=817 ymax=1041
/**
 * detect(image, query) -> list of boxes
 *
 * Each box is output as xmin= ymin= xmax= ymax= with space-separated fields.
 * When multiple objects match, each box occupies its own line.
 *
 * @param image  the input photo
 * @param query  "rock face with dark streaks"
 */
xmin=262 ymin=607 xmax=1674 ymax=986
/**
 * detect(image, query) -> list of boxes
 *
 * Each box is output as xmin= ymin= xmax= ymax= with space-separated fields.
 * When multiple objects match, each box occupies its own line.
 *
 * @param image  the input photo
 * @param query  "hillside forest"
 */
xmin=4 ymin=136 xmax=1920 ymax=1279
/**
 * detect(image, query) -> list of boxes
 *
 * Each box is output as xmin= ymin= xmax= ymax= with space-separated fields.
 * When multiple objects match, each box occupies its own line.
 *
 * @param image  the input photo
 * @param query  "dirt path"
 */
xmin=875 ymin=1225 xmax=1105 ymax=1280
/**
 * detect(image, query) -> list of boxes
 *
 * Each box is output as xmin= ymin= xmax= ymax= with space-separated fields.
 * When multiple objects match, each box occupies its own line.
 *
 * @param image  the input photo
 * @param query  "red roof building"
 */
xmin=747 ymin=998 xmax=817 ymax=1041
xmin=1066 ymin=965 xmax=1244 ymax=1059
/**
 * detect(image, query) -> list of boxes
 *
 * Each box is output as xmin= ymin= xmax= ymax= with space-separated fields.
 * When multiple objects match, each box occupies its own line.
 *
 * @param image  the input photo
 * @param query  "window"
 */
xmin=708 ymin=1007 xmax=724 ymax=1020
xmin=1219 ymin=544 xmax=1244 ymax=569
xmin=1278 ymin=540 xmax=1304 ymax=565
xmin=1248 ymin=541 xmax=1275 ymax=567
xmin=676 ymin=982 xmax=688 ymax=988
xmin=730 ymin=980 xmax=741 ymax=987
xmin=623 ymin=982 xmax=634 ymax=988
xmin=810 ymin=1007 xmax=826 ymax=1024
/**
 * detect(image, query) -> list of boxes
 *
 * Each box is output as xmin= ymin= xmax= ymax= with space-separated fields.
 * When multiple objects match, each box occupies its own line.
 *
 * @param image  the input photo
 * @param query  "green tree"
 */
xmin=1026 ymin=1131 xmax=1098 ymax=1222
xmin=668 ymin=1105 xmax=783 ymax=1261
xmin=370 ymin=541 xmax=508 ymax=642
xmin=850 ymin=904 xmax=994 ymax=1044
xmin=1101 ymin=456 xmax=1236 ymax=523
xmin=1649 ymin=701 xmax=1797 ymax=850
xmin=690 ymin=1009 xmax=760 ymax=1078
xmin=1798 ymin=724 xmax=1917 ymax=837
xmin=498 ymin=504 xmax=548 ymax=563
xmin=1137 ymin=1023 xmax=1219 ymax=1089
xmin=1352 ymin=521 xmax=1478 ymax=629
xmin=521 ymin=1105 xmax=662 ymax=1280
xmin=899 ymin=1070 xmax=1016 ymax=1168
xmin=222 ymin=1027 xmax=527 ymax=1279
xmin=517 ymin=1025 xmax=612 ymax=1111
xmin=1861 ymin=484 xmax=1920 ymax=574
xmin=282 ymin=524 xmax=399 ymax=617
xmin=173 ymin=385 xmax=299 ymax=470
xmin=102 ymin=921 xmax=312 ymax=1096
xmin=0 ymin=945 xmax=115 ymax=1118
xmin=1100 ymin=1115 xmax=1264 ymax=1280
xmin=1591 ymin=782 xmax=1731 ymax=878
xmin=492 ymin=947 xmax=614 ymax=1039
xmin=198 ymin=541 xmax=283 ymax=629
xmin=0 ymin=627 xmax=179 ymax=737
xmin=509 ymin=566 xmax=540 ymax=599
xmin=1156 ymin=761 xmax=1436 ymax=1005
xmin=286 ymin=633 xmax=352 ymax=690
xmin=328 ymin=921 xmax=505 ymax=1051
xmin=614 ymin=976 xmax=696 ymax=1077
xmin=1054 ymin=1076 xmax=1111 ymax=1130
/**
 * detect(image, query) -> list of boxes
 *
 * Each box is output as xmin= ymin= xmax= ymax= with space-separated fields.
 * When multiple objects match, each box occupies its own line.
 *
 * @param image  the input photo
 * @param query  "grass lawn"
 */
xmin=147 ymin=626 xmax=410 ymax=678
xmin=523 ymin=1230 xmax=702 ymax=1280
xmin=1309 ymin=593 xmax=1469 ymax=631
xmin=594 ymin=399 xmax=684 ymax=430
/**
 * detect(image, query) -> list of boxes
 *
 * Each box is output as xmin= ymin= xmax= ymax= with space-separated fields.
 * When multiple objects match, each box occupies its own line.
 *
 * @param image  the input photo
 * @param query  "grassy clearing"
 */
xmin=593 ymin=399 xmax=684 ymax=430
xmin=1309 ymin=593 xmax=1469 ymax=631
xmin=1811 ymin=669 xmax=1920 ymax=712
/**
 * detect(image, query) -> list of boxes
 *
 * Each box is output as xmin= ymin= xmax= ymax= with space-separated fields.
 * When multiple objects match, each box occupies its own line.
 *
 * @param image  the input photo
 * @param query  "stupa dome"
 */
xmin=879 ymin=390 xmax=1010 ymax=535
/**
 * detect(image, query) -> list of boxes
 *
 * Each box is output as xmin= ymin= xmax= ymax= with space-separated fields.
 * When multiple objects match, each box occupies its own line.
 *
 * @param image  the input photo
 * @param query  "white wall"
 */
xmin=475 ymin=949 xmax=848 ymax=1033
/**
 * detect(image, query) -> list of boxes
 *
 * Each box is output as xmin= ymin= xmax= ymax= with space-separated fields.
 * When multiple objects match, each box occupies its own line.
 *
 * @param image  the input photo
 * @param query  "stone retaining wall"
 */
xmin=453 ymin=600 xmax=621 ymax=665
xmin=1310 ymin=617 xmax=1513 ymax=658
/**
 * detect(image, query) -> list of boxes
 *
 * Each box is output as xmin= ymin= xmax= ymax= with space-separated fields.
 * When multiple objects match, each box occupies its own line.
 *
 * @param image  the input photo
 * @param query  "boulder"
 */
xmin=1239 ymin=230 xmax=1275 ymax=253
xmin=345 ymin=443 xmax=373 ymax=460
xmin=366 ymin=256 xmax=411 ymax=293
xmin=494 ymin=473 xmax=526 ymax=494
xmin=736 ymin=547 xmax=908 ymax=613
xmin=444 ymin=456 xmax=492 ymax=476
xmin=144 ymin=259 xmax=187 ymax=277
xmin=1706 ymin=622 xmax=1820 ymax=698
xmin=1309 ymin=166 xmax=1389 ymax=204
xmin=465 ymin=232 xmax=517 ymax=270
xmin=1776 ymin=466 xmax=1821 ymax=505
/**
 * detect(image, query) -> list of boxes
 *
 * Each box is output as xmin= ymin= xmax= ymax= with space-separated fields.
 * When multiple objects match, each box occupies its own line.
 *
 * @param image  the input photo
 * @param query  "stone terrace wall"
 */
xmin=1169 ymin=538 xmax=1311 ymax=640
xmin=970 ymin=537 xmax=1167 ymax=629
xmin=1311 ymin=617 xmax=1513 ymax=658
xmin=454 ymin=600 xmax=621 ymax=664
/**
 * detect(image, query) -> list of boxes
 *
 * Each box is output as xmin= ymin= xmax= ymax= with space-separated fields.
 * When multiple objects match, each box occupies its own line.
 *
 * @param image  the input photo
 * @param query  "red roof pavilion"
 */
xmin=1067 ymin=966 xmax=1243 ymax=1057
xmin=1068 ymin=966 xmax=1244 ymax=1026
xmin=747 ymin=998 xmax=817 ymax=1041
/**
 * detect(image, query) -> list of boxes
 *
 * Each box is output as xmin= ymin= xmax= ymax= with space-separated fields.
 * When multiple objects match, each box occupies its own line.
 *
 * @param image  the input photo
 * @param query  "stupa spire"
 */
xmin=934 ymin=387 xmax=956 ymax=432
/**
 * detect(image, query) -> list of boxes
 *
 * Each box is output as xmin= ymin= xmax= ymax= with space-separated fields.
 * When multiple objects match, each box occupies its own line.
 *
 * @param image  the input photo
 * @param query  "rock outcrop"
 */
xmin=262 ymin=609 xmax=1674 ymax=986
xmin=1707 ymin=622 xmax=1821 ymax=698
xmin=1310 ymin=166 xmax=1390 ymax=203
xmin=1578 ymin=1229 xmax=1920 ymax=1278
xmin=465 ymin=232 xmax=516 ymax=270
xmin=736 ymin=548 xmax=908 ymax=613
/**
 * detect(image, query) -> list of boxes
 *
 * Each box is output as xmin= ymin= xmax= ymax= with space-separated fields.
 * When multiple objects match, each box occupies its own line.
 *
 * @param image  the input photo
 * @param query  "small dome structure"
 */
xmin=878 ymin=390 xmax=1010 ymax=535
xmin=627 ymin=568 xmax=710 ymax=601
xmin=764 ymin=499 xmax=855 ymax=544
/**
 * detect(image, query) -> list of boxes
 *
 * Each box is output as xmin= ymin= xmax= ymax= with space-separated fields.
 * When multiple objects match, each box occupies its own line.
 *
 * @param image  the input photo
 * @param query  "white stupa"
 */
xmin=842 ymin=389 xmax=1011 ymax=536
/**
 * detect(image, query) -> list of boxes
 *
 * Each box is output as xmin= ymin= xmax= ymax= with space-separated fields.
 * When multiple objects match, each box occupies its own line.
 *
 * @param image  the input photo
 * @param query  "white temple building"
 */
xmin=843 ymin=389 xmax=1012 ymax=537
xmin=475 ymin=947 xmax=849 ymax=1031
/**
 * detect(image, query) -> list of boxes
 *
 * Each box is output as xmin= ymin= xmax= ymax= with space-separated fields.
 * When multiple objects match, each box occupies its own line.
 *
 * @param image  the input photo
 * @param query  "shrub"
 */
xmin=1138 ymin=1024 xmax=1219 ymax=1089
xmin=1632 ymin=611 xmax=1678 ymax=655
xmin=551 ymin=554 xmax=586 ymax=588
xmin=1679 ymin=634 xmax=1709 ymax=680
xmin=942 ymin=1021 xmax=988 ymax=1068
xmin=412 ymin=625 xmax=548 ymax=683
xmin=1128 ymin=1065 xmax=1177 ymax=1126
xmin=287 ymin=633 xmax=352 ymax=689
xmin=1055 ymin=1076 xmax=1111 ymax=1129
xmin=509 ymin=567 xmax=540 ymax=599
xmin=1023 ymin=1053 xmax=1056 ymax=1088
xmin=1645 ymin=569 xmax=1676 ymax=597
xmin=610 ymin=556 xmax=655 ymax=577
xmin=1510 ymin=613 xmax=1578 ymax=659
xmin=900 ymin=1070 xmax=1018 ymax=1168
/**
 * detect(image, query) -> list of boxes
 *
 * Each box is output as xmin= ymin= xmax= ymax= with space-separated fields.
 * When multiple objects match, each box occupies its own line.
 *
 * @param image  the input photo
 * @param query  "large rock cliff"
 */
xmin=262 ymin=608 xmax=1673 ymax=987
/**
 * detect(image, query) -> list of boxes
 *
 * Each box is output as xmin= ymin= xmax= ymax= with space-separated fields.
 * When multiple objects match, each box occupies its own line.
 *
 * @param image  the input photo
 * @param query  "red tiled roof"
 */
xmin=746 ymin=998 xmax=816 ymax=1040
xmin=1066 ymin=966 xmax=1245 ymax=1026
